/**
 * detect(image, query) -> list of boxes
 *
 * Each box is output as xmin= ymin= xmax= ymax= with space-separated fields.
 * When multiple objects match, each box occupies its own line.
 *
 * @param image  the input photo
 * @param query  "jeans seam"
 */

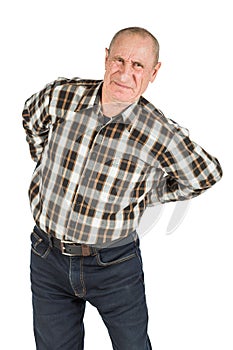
xmin=68 ymin=257 xmax=86 ymax=298
xmin=134 ymin=245 xmax=145 ymax=285
xmin=80 ymin=257 xmax=86 ymax=297
xmin=135 ymin=249 xmax=142 ymax=267
xmin=69 ymin=257 xmax=78 ymax=297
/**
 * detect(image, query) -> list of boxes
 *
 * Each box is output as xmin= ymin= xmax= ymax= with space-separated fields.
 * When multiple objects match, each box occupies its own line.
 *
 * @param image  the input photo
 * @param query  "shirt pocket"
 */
xmin=97 ymin=157 xmax=147 ymax=207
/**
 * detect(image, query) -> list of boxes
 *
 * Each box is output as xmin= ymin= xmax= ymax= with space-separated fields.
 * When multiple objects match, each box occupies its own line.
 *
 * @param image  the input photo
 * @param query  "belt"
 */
xmin=34 ymin=226 xmax=97 ymax=257
xmin=34 ymin=225 xmax=138 ymax=257
xmin=52 ymin=235 xmax=97 ymax=256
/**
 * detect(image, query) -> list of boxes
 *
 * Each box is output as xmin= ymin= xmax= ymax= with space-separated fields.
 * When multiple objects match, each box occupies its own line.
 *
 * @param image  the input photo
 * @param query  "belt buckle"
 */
xmin=60 ymin=239 xmax=79 ymax=256
xmin=60 ymin=240 xmax=91 ymax=257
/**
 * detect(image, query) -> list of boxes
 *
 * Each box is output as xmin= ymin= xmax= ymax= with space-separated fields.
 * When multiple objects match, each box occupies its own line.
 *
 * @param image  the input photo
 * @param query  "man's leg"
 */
xmin=30 ymin=228 xmax=86 ymax=350
xmin=87 ymin=239 xmax=152 ymax=350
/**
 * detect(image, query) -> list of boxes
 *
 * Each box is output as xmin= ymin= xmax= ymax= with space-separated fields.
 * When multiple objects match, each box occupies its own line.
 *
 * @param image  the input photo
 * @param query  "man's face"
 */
xmin=102 ymin=33 xmax=161 ymax=105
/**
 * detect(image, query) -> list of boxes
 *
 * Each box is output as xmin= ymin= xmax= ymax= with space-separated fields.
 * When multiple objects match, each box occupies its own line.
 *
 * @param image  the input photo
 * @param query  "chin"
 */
xmin=111 ymin=91 xmax=136 ymax=103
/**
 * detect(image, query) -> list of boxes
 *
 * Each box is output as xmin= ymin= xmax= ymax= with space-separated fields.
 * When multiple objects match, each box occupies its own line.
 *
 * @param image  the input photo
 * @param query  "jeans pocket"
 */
xmin=31 ymin=230 xmax=51 ymax=259
xmin=96 ymin=241 xmax=137 ymax=267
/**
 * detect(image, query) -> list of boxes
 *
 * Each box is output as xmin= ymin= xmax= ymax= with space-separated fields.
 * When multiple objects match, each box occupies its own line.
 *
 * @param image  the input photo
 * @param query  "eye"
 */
xmin=133 ymin=62 xmax=143 ymax=69
xmin=116 ymin=57 xmax=124 ymax=63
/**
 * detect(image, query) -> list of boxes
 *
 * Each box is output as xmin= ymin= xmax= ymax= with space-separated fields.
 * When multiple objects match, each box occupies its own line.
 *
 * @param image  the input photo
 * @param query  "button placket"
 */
xmin=70 ymin=120 xmax=111 ymax=212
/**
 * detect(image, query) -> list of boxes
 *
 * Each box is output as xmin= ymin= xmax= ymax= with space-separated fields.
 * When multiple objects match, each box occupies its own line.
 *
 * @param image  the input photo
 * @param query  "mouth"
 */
xmin=113 ymin=81 xmax=132 ymax=90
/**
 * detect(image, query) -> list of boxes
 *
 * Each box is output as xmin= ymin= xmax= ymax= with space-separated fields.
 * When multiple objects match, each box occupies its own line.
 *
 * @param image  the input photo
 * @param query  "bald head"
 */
xmin=109 ymin=27 xmax=160 ymax=66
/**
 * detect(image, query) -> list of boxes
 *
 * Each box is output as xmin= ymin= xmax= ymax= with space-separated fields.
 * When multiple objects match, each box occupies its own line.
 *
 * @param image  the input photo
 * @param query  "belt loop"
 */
xmin=81 ymin=245 xmax=91 ymax=256
xmin=48 ymin=234 xmax=53 ymax=248
xmin=92 ymin=247 xmax=98 ymax=256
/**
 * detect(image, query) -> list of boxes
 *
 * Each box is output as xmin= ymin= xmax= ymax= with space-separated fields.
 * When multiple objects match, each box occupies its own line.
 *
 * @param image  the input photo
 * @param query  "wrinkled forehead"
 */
xmin=109 ymin=33 xmax=155 ymax=61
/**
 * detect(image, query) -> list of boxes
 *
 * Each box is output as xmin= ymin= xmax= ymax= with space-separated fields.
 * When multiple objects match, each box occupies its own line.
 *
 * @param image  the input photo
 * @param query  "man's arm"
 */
xmin=149 ymin=121 xmax=223 ymax=204
xmin=22 ymin=80 xmax=56 ymax=163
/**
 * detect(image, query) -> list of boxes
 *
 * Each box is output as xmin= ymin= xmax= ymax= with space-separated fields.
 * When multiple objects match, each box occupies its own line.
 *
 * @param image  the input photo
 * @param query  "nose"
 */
xmin=118 ymin=62 xmax=133 ymax=81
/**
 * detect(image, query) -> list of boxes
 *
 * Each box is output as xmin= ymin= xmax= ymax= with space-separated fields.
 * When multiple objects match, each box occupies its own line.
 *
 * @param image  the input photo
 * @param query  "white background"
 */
xmin=0 ymin=0 xmax=232 ymax=349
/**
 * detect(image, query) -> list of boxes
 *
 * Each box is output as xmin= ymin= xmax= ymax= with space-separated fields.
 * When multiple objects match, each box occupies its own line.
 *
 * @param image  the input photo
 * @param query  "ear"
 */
xmin=150 ymin=62 xmax=162 ymax=83
xmin=105 ymin=48 xmax=109 ymax=68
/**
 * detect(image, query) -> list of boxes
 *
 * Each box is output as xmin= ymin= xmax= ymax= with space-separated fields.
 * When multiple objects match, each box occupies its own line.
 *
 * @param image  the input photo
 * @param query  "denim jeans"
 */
xmin=30 ymin=226 xmax=152 ymax=349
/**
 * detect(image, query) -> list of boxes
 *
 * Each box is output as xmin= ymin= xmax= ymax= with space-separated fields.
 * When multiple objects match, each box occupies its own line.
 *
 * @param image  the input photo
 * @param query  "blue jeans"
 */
xmin=30 ymin=226 xmax=152 ymax=349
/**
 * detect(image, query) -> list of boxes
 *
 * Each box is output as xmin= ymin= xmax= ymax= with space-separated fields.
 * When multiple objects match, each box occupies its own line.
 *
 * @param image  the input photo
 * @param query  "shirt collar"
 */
xmin=76 ymin=80 xmax=142 ymax=129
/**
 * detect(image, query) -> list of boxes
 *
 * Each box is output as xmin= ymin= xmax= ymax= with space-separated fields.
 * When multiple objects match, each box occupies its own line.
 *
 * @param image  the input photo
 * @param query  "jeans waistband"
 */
xmin=33 ymin=225 xmax=138 ymax=250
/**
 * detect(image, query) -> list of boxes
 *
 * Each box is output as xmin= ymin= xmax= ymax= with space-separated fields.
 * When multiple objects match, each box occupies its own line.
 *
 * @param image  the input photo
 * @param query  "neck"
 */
xmin=101 ymin=101 xmax=132 ymax=117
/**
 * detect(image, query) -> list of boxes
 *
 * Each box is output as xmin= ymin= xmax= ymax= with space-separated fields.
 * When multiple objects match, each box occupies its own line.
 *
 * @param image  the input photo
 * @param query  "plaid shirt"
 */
xmin=22 ymin=77 xmax=222 ymax=246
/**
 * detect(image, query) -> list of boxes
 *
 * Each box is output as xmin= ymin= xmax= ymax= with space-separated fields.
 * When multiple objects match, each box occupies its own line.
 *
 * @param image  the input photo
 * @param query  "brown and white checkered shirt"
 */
xmin=22 ymin=77 xmax=222 ymax=246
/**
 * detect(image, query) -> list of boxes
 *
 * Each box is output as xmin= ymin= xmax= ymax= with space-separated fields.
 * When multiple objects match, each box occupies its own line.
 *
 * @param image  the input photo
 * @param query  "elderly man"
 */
xmin=23 ymin=27 xmax=222 ymax=349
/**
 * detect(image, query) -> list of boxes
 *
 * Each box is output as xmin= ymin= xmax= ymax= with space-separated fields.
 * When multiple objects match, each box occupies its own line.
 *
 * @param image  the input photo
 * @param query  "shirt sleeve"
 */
xmin=22 ymin=80 xmax=57 ymax=162
xmin=149 ymin=122 xmax=223 ymax=204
